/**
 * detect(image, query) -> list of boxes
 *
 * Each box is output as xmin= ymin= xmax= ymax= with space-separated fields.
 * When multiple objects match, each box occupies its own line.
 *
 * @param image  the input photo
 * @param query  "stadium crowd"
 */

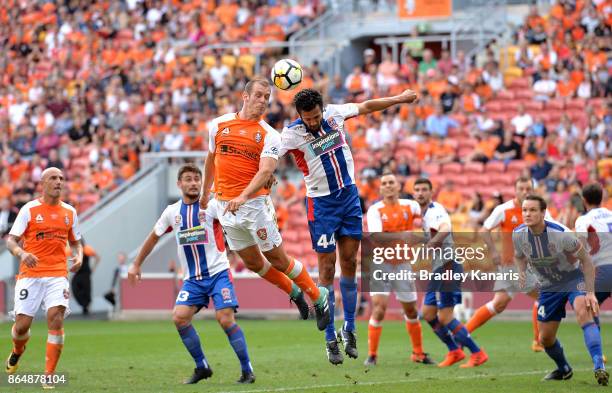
xmin=0 ymin=0 xmax=611 ymax=271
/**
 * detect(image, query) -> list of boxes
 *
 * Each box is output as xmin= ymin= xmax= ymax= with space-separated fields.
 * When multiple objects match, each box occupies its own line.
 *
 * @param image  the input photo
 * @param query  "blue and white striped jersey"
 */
xmin=512 ymin=220 xmax=583 ymax=288
xmin=154 ymin=199 xmax=229 ymax=280
xmin=280 ymin=104 xmax=359 ymax=198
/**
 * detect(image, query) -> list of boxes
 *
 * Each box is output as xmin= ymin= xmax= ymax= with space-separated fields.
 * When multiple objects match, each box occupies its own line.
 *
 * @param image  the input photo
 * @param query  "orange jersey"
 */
xmin=366 ymin=199 xmax=421 ymax=265
xmin=209 ymin=113 xmax=281 ymax=201
xmin=482 ymin=199 xmax=523 ymax=265
xmin=483 ymin=199 xmax=551 ymax=264
xmin=367 ymin=199 xmax=421 ymax=232
xmin=9 ymin=199 xmax=81 ymax=278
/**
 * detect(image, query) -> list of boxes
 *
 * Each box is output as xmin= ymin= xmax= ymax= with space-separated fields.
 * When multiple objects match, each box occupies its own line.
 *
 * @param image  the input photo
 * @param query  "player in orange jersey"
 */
xmin=200 ymin=78 xmax=330 ymax=331
xmin=364 ymin=173 xmax=434 ymax=366
xmin=465 ymin=176 xmax=547 ymax=352
xmin=5 ymin=167 xmax=83 ymax=384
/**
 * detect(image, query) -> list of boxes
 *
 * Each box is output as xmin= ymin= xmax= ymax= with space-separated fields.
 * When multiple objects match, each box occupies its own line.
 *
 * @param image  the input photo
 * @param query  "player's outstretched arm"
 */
xmin=68 ymin=239 xmax=84 ymax=273
xmin=129 ymin=231 xmax=161 ymax=285
xmin=6 ymin=234 xmax=38 ymax=268
xmin=224 ymin=157 xmax=277 ymax=215
xmin=200 ymin=152 xmax=216 ymax=209
xmin=354 ymin=89 xmax=418 ymax=116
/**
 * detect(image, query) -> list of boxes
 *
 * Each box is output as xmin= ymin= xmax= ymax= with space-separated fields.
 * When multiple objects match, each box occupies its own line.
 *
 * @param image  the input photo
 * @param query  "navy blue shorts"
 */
xmin=537 ymin=277 xmax=586 ymax=322
xmin=175 ymin=269 xmax=239 ymax=311
xmin=423 ymin=262 xmax=463 ymax=309
xmin=307 ymin=184 xmax=363 ymax=253
xmin=596 ymin=265 xmax=612 ymax=304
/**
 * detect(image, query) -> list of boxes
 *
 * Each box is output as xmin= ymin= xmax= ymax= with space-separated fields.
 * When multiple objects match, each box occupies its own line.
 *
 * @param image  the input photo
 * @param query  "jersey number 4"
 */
xmin=317 ymin=233 xmax=336 ymax=249
xmin=538 ymin=305 xmax=546 ymax=318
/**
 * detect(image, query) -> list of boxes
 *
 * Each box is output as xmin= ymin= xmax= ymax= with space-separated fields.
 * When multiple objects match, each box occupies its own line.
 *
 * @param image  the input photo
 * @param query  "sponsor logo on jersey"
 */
xmin=219 ymin=144 xmax=260 ymax=161
xmin=221 ymin=127 xmax=230 ymax=135
xmin=257 ymin=228 xmax=267 ymax=240
xmin=36 ymin=214 xmax=44 ymax=223
xmin=381 ymin=213 xmax=388 ymax=220
xmin=511 ymin=215 xmax=518 ymax=224
xmin=221 ymin=287 xmax=232 ymax=302
xmin=177 ymin=226 xmax=208 ymax=246
xmin=254 ymin=131 xmax=262 ymax=143
xmin=308 ymin=129 xmax=344 ymax=157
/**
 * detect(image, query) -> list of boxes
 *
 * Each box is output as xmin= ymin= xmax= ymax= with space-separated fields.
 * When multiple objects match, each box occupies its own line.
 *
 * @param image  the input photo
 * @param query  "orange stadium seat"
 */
xmin=442 ymin=162 xmax=462 ymax=174
xmin=464 ymin=162 xmax=484 ymax=174
xmin=485 ymin=161 xmax=506 ymax=174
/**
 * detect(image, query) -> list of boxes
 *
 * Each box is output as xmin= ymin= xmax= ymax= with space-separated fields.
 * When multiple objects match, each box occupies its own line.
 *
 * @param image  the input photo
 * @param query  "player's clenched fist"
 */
xmin=199 ymin=194 xmax=209 ymax=210
xmin=399 ymin=89 xmax=418 ymax=104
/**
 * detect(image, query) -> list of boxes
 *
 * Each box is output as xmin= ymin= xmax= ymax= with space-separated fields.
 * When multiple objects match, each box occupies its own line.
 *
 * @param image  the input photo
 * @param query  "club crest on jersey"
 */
xmin=221 ymin=288 xmax=232 ymax=302
xmin=303 ymin=133 xmax=316 ymax=142
xmin=576 ymin=281 xmax=586 ymax=291
xmin=326 ymin=117 xmax=338 ymax=130
xmin=221 ymin=127 xmax=230 ymax=135
xmin=198 ymin=210 xmax=206 ymax=223
xmin=547 ymin=242 xmax=558 ymax=255
xmin=64 ymin=215 xmax=70 ymax=226
xmin=36 ymin=214 xmax=43 ymax=223
xmin=254 ymin=131 xmax=262 ymax=143
xmin=257 ymin=228 xmax=267 ymax=240
xmin=63 ymin=289 xmax=70 ymax=299
xmin=175 ymin=215 xmax=182 ymax=225
xmin=403 ymin=212 xmax=409 ymax=220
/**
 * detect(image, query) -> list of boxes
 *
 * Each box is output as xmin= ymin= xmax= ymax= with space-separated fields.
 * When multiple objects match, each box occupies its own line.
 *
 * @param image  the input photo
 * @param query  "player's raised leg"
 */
xmin=173 ymin=305 xmax=212 ymax=384
xmin=336 ymin=236 xmax=359 ymax=359
xmin=466 ymin=291 xmax=511 ymax=333
xmin=262 ymin=245 xmax=330 ymax=327
xmin=235 ymin=245 xmax=310 ymax=319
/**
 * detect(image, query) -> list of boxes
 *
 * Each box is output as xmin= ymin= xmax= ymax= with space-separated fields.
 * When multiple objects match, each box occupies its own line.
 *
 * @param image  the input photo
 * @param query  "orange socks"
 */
xmin=406 ymin=317 xmax=423 ymax=354
xmin=11 ymin=325 xmax=30 ymax=355
xmin=466 ymin=301 xmax=497 ymax=333
xmin=284 ymin=258 xmax=321 ymax=301
xmin=45 ymin=329 xmax=64 ymax=375
xmin=257 ymin=261 xmax=293 ymax=296
xmin=368 ymin=319 xmax=383 ymax=356
xmin=532 ymin=302 xmax=540 ymax=341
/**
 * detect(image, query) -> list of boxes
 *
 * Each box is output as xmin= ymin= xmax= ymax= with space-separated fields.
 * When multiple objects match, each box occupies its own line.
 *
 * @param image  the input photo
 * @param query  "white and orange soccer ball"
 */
xmin=270 ymin=59 xmax=303 ymax=91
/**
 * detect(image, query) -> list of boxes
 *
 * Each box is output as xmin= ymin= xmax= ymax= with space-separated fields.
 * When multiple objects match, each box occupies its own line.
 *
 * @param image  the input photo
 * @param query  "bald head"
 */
xmin=40 ymin=167 xmax=65 ymax=203
xmin=41 ymin=167 xmax=63 ymax=182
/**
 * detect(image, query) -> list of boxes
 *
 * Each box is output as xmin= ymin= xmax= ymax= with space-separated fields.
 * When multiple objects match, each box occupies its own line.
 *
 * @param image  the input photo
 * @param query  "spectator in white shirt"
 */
xmin=209 ymin=56 xmax=230 ymax=90
xmin=482 ymin=61 xmax=504 ymax=92
xmin=163 ymin=126 xmax=184 ymax=151
xmin=584 ymin=134 xmax=606 ymax=160
xmin=533 ymin=71 xmax=557 ymax=101
xmin=511 ymin=103 xmax=534 ymax=136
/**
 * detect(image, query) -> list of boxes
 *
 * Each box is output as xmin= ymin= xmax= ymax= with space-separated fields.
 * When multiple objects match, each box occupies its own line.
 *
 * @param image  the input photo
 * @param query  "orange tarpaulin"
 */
xmin=397 ymin=0 xmax=452 ymax=19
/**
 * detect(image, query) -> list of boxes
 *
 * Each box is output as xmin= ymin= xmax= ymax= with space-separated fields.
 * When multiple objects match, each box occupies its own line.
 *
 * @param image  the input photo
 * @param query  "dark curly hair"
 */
xmin=293 ymin=88 xmax=323 ymax=113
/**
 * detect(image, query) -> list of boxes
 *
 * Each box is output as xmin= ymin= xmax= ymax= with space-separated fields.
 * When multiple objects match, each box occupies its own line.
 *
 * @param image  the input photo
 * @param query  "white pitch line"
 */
xmin=215 ymin=368 xmax=592 ymax=393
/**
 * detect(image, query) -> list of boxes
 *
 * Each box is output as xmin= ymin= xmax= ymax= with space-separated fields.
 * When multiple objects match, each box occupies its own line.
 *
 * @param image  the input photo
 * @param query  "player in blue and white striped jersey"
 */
xmin=513 ymin=195 xmax=607 ymax=385
xmin=280 ymin=88 xmax=418 ymax=365
xmin=129 ymin=164 xmax=255 ymax=385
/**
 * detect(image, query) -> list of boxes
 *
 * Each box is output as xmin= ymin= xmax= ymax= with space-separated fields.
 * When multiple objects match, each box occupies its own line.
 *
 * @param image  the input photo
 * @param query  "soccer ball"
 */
xmin=271 ymin=59 xmax=303 ymax=91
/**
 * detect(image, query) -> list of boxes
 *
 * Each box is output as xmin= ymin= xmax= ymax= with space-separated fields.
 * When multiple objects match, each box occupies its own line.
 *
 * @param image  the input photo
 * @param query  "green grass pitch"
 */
xmin=0 ymin=318 xmax=609 ymax=392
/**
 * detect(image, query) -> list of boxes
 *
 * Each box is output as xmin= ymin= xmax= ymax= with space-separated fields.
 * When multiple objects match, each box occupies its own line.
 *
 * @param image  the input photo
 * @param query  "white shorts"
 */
xmin=216 ymin=196 xmax=282 ymax=252
xmin=493 ymin=265 xmax=540 ymax=296
xmin=12 ymin=277 xmax=71 ymax=318
xmin=370 ymin=263 xmax=417 ymax=303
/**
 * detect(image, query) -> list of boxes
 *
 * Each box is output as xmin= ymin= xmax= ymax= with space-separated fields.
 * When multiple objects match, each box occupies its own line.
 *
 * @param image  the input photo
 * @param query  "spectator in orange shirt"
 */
xmin=436 ymin=180 xmax=463 ymax=213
